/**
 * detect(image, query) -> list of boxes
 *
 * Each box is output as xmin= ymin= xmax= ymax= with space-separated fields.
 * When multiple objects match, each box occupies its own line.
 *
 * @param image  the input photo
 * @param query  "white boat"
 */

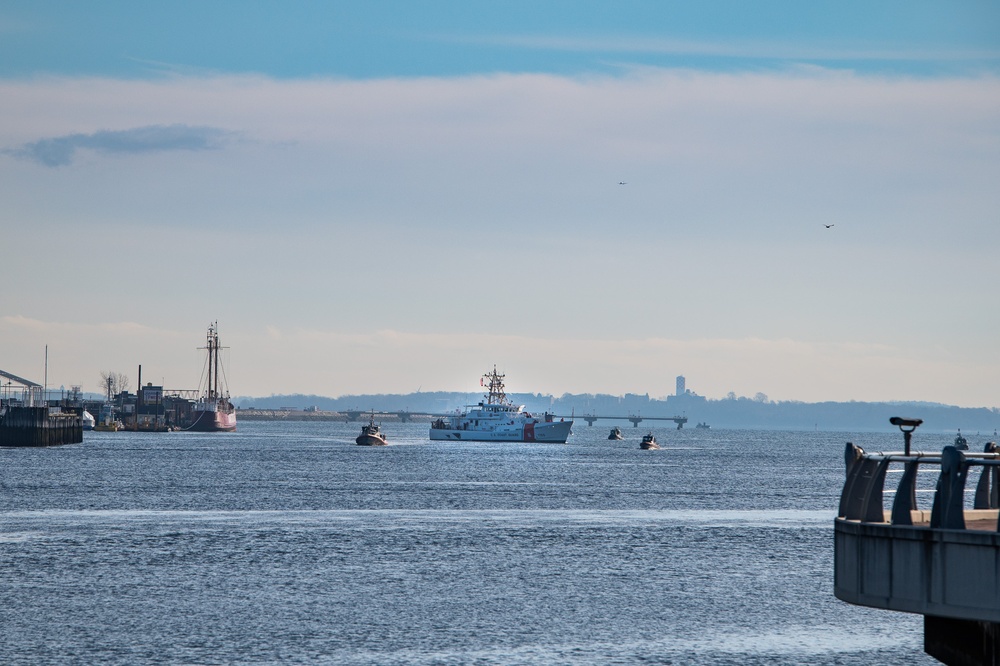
xmin=429 ymin=367 xmax=573 ymax=443
xmin=81 ymin=410 xmax=95 ymax=430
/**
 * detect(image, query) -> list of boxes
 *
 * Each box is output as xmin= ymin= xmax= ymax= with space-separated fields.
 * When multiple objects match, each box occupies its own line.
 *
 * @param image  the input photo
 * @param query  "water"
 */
xmin=1 ymin=422 xmax=942 ymax=665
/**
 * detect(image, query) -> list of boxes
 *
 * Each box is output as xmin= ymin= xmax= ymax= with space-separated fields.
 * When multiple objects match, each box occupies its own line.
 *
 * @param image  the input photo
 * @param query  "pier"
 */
xmin=835 ymin=419 xmax=1000 ymax=665
xmin=0 ymin=368 xmax=84 ymax=447
xmin=0 ymin=406 xmax=83 ymax=447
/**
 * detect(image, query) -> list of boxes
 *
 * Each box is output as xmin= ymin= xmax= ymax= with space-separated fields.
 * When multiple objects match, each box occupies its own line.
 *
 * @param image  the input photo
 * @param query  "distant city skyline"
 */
xmin=2 ymin=2 xmax=998 ymax=408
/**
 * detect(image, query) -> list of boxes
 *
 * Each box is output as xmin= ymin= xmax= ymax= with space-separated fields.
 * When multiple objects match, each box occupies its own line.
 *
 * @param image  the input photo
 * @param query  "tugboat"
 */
xmin=187 ymin=322 xmax=237 ymax=432
xmin=695 ymin=422 xmax=711 ymax=430
xmin=93 ymin=402 xmax=123 ymax=432
xmin=954 ymin=429 xmax=969 ymax=450
xmin=356 ymin=414 xmax=387 ymax=446
xmin=608 ymin=426 xmax=624 ymax=440
xmin=429 ymin=366 xmax=573 ymax=443
xmin=639 ymin=433 xmax=660 ymax=450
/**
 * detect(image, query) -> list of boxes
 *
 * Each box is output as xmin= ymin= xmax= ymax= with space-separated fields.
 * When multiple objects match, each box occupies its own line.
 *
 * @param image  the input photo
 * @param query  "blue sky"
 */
xmin=3 ymin=1 xmax=998 ymax=79
xmin=2 ymin=2 xmax=999 ymax=408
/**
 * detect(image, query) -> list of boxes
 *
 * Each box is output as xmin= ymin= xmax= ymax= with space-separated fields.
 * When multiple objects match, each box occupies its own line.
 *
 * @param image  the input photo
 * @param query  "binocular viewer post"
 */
xmin=890 ymin=416 xmax=923 ymax=456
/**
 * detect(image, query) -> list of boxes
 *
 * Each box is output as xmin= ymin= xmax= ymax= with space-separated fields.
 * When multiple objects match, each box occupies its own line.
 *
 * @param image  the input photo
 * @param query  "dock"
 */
xmin=0 ymin=368 xmax=83 ymax=447
xmin=0 ymin=406 xmax=83 ymax=447
xmin=835 ymin=423 xmax=1000 ymax=664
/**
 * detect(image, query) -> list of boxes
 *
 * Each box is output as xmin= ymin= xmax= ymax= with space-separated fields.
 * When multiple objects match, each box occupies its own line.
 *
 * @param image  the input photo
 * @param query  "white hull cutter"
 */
xmin=429 ymin=367 xmax=573 ymax=443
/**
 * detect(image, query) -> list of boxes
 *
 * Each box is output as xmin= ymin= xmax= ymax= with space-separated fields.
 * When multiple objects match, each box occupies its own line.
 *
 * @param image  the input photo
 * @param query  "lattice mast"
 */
xmin=483 ymin=366 xmax=508 ymax=405
xmin=199 ymin=322 xmax=227 ymax=400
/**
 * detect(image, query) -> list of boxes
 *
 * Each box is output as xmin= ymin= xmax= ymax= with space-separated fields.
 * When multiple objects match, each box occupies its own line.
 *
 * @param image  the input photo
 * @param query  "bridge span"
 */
xmin=342 ymin=410 xmax=426 ymax=423
xmin=568 ymin=414 xmax=688 ymax=429
xmin=338 ymin=410 xmax=688 ymax=429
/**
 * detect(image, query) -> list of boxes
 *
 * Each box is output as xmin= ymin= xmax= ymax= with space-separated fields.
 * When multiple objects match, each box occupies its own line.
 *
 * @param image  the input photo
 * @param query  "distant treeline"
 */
xmin=233 ymin=391 xmax=1000 ymax=434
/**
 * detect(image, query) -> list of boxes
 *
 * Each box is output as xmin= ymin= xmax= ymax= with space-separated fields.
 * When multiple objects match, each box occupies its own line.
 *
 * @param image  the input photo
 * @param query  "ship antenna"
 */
xmin=212 ymin=321 xmax=219 ymax=399
xmin=484 ymin=365 xmax=507 ymax=405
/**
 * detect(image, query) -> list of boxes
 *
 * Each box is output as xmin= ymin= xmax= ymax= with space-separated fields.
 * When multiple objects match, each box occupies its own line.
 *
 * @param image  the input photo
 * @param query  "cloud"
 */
xmin=7 ymin=123 xmax=232 ymax=166
xmin=0 ymin=71 xmax=997 ymax=407
xmin=441 ymin=34 xmax=1000 ymax=64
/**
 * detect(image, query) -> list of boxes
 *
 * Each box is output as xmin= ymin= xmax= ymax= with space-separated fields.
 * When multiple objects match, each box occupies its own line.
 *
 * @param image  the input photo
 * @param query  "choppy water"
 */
xmin=2 ymin=422 xmax=948 ymax=664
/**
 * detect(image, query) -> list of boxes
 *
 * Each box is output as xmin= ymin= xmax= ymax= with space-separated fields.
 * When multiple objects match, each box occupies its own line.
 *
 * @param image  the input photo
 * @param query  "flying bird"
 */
xmin=618 ymin=181 xmax=627 ymax=185
xmin=824 ymin=224 xmax=834 ymax=228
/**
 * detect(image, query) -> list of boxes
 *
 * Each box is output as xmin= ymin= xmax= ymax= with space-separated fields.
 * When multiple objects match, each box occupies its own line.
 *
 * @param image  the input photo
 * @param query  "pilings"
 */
xmin=0 ymin=406 xmax=83 ymax=447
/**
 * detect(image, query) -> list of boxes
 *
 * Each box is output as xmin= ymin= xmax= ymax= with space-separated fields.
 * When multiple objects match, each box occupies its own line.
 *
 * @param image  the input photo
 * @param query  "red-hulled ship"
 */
xmin=188 ymin=322 xmax=236 ymax=432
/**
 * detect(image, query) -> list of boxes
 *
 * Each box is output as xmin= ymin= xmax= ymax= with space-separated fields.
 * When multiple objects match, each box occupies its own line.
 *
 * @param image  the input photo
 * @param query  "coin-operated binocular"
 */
xmin=890 ymin=416 xmax=923 ymax=456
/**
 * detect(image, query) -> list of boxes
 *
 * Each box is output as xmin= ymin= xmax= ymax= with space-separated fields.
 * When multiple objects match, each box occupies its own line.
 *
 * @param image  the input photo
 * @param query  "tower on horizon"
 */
xmin=676 ymin=375 xmax=685 ymax=397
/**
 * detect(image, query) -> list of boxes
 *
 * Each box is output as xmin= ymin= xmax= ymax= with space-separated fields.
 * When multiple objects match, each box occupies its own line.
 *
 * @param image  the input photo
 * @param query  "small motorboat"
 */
xmin=608 ymin=426 xmax=624 ymax=440
xmin=954 ymin=429 xmax=969 ymax=450
xmin=639 ymin=433 xmax=660 ymax=450
xmin=356 ymin=414 xmax=387 ymax=446
xmin=81 ymin=410 xmax=95 ymax=431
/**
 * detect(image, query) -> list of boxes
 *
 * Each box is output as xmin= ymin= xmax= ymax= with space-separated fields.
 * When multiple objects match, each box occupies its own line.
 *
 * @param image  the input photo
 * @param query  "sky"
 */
xmin=1 ymin=1 xmax=998 ymax=407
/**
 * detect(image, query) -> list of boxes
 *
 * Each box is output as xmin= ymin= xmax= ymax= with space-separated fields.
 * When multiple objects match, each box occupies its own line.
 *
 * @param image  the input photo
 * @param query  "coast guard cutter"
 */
xmin=429 ymin=367 xmax=572 ymax=443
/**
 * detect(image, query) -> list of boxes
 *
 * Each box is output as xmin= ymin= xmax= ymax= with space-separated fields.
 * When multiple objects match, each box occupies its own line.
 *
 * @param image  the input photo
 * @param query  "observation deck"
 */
xmin=835 ymin=418 xmax=1000 ymax=665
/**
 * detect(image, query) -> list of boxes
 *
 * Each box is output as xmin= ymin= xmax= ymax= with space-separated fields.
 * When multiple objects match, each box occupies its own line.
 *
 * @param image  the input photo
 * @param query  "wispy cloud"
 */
xmin=1 ymin=71 xmax=997 ymax=405
xmin=441 ymin=34 xmax=1000 ymax=64
xmin=6 ymin=123 xmax=232 ymax=166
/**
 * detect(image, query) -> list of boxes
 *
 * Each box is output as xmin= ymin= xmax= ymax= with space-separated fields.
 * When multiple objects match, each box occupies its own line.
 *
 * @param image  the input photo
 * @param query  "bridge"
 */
xmin=571 ymin=414 xmax=688 ymax=429
xmin=836 ymin=418 xmax=1000 ymax=664
xmin=342 ymin=410 xmax=427 ymax=423
xmin=338 ymin=410 xmax=688 ymax=429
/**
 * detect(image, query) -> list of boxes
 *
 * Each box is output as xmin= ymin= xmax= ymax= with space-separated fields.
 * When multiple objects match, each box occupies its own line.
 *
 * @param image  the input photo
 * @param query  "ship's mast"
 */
xmin=208 ymin=324 xmax=215 ymax=399
xmin=200 ymin=322 xmax=221 ymax=400
xmin=483 ymin=366 xmax=507 ymax=405
xmin=212 ymin=323 xmax=219 ymax=399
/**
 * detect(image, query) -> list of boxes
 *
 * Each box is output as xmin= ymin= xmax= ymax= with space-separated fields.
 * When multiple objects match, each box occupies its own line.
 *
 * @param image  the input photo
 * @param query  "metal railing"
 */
xmin=839 ymin=438 xmax=1000 ymax=531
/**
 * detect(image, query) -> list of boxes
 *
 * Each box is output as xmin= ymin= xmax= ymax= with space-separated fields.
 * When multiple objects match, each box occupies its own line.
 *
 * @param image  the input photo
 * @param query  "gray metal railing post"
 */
xmin=840 ymin=444 xmax=886 ymax=521
xmin=974 ymin=442 xmax=999 ymax=510
xmin=839 ymin=442 xmax=865 ymax=518
xmin=859 ymin=458 xmax=891 ymax=523
xmin=931 ymin=446 xmax=968 ymax=530
xmin=890 ymin=459 xmax=919 ymax=525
